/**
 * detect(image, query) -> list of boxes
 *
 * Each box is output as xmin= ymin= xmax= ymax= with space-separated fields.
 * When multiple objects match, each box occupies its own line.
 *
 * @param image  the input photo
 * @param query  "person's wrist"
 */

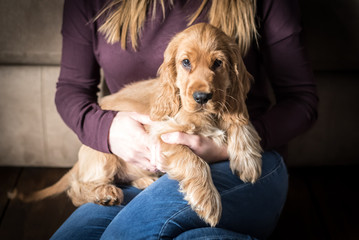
xmin=108 ymin=111 xmax=120 ymax=154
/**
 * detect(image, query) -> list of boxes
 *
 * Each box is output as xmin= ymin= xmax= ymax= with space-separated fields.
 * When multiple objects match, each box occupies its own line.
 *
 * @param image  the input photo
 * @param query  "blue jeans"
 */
xmin=51 ymin=151 xmax=288 ymax=240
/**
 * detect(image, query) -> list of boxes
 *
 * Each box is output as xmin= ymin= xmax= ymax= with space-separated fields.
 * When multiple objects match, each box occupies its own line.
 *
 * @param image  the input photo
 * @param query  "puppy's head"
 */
xmin=151 ymin=23 xmax=252 ymax=120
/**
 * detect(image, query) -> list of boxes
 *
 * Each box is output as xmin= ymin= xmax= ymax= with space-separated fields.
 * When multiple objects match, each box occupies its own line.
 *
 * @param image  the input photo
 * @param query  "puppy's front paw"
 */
xmin=231 ymin=156 xmax=262 ymax=183
xmin=187 ymin=188 xmax=222 ymax=227
xmin=95 ymin=184 xmax=124 ymax=205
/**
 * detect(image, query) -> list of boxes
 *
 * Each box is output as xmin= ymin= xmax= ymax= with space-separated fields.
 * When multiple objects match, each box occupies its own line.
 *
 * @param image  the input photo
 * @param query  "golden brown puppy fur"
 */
xmin=10 ymin=23 xmax=262 ymax=227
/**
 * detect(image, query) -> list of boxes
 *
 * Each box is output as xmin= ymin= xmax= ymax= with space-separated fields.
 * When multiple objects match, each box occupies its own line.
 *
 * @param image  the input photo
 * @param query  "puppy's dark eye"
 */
xmin=182 ymin=59 xmax=191 ymax=70
xmin=212 ymin=59 xmax=222 ymax=70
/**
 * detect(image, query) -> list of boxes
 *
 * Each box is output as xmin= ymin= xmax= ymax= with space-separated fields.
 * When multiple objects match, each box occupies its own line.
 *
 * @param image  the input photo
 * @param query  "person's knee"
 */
xmin=260 ymin=151 xmax=286 ymax=178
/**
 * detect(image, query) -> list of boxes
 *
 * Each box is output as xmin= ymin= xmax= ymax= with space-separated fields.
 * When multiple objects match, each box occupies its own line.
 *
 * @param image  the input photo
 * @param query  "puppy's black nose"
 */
xmin=193 ymin=91 xmax=213 ymax=104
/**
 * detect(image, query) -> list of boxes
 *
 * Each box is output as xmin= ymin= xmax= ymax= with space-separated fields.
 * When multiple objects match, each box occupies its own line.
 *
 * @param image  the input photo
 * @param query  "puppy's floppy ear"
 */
xmin=224 ymin=40 xmax=262 ymax=183
xmin=150 ymin=36 xmax=181 ymax=121
xmin=225 ymin=42 xmax=252 ymax=122
xmin=224 ymin=42 xmax=262 ymax=183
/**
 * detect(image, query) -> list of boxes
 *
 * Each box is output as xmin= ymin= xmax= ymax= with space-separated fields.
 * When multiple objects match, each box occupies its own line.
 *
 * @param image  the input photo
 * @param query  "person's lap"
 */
xmin=51 ymin=151 xmax=288 ymax=240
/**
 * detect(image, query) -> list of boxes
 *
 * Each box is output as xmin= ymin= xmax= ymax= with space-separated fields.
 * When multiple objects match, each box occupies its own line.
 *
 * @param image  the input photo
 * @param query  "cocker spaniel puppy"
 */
xmin=11 ymin=23 xmax=262 ymax=227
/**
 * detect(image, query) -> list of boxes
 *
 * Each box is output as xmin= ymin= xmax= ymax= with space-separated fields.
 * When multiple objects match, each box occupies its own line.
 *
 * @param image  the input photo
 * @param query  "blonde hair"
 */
xmin=96 ymin=0 xmax=257 ymax=55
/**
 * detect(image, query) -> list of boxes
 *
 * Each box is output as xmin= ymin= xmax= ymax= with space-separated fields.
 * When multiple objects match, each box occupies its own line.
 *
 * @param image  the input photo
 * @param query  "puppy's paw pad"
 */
xmin=95 ymin=185 xmax=123 ymax=206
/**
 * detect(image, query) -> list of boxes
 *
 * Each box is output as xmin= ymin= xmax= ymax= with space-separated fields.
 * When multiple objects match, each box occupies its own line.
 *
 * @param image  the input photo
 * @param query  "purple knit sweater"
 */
xmin=56 ymin=0 xmax=318 ymax=156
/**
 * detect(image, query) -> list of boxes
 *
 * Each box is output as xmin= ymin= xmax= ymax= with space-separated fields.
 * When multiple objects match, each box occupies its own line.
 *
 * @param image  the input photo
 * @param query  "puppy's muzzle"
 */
xmin=193 ymin=91 xmax=213 ymax=104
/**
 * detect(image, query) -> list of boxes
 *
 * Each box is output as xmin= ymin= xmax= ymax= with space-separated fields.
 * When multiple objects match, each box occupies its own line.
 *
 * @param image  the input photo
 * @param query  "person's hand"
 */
xmin=109 ymin=112 xmax=157 ymax=172
xmin=160 ymin=132 xmax=229 ymax=164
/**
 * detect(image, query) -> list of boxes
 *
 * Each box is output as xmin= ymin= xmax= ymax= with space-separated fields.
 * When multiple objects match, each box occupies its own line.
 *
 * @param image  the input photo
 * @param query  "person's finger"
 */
xmin=161 ymin=132 xmax=182 ymax=143
xmin=161 ymin=132 xmax=200 ymax=149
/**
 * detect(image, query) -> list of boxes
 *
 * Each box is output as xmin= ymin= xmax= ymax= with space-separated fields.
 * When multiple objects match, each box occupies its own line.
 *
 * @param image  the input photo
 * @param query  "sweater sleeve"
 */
xmin=55 ymin=0 xmax=116 ymax=153
xmin=252 ymin=0 xmax=319 ymax=150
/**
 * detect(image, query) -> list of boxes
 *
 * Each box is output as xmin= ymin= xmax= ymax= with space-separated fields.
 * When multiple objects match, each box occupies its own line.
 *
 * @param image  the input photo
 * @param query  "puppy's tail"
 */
xmin=7 ymin=164 xmax=77 ymax=203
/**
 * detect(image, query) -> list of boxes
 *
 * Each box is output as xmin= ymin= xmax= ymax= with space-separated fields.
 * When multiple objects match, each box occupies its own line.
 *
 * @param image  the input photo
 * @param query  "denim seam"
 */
xmin=158 ymin=205 xmax=192 ymax=240
xmin=220 ymin=156 xmax=284 ymax=197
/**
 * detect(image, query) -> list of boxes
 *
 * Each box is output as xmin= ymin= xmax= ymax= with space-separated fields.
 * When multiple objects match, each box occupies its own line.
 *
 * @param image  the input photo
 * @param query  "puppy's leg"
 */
xmin=227 ymin=123 xmax=262 ymax=183
xmin=68 ymin=181 xmax=124 ymax=206
xmin=71 ymin=145 xmax=128 ymax=206
xmin=162 ymin=144 xmax=221 ymax=227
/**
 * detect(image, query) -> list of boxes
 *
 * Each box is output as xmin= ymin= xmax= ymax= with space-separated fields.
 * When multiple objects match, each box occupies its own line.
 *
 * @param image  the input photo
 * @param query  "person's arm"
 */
xmin=252 ymin=0 xmax=318 ymax=150
xmin=56 ymin=0 xmax=116 ymax=153
xmin=57 ymin=0 xmax=158 ymax=171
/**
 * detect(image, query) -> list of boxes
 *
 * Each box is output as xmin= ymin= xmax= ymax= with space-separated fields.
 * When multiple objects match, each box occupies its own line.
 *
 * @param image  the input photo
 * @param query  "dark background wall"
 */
xmin=288 ymin=0 xmax=359 ymax=166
